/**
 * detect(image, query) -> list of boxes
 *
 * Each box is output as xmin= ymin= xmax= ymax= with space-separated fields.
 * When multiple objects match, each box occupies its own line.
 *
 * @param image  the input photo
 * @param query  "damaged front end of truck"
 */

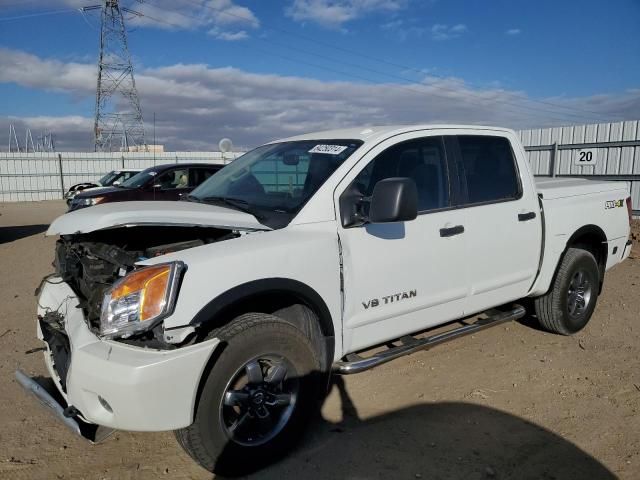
xmin=53 ymin=224 xmax=239 ymax=344
xmin=17 ymin=201 xmax=271 ymax=440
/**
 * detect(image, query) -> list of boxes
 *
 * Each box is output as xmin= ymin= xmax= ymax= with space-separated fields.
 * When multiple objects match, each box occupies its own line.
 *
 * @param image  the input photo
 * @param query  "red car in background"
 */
xmin=68 ymin=163 xmax=223 ymax=211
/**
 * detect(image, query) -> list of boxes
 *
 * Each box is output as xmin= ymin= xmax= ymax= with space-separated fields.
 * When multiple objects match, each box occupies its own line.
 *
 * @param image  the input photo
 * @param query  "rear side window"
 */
xmin=190 ymin=168 xmax=217 ymax=187
xmin=457 ymin=136 xmax=520 ymax=204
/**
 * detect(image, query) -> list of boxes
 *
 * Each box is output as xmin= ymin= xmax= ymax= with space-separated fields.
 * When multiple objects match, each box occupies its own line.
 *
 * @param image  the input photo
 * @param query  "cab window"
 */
xmin=456 ymin=136 xmax=520 ymax=204
xmin=190 ymin=168 xmax=218 ymax=187
xmin=351 ymin=136 xmax=450 ymax=212
xmin=155 ymin=169 xmax=189 ymax=189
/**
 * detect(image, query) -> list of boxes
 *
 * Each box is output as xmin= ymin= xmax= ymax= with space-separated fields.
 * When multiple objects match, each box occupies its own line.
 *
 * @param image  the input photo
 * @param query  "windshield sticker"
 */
xmin=309 ymin=144 xmax=348 ymax=155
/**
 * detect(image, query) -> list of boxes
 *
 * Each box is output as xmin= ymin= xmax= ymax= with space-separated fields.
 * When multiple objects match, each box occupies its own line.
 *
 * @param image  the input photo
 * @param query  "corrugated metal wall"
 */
xmin=0 ymin=151 xmax=242 ymax=202
xmin=2 ymin=121 xmax=639 ymax=209
xmin=518 ymin=120 xmax=640 ymax=212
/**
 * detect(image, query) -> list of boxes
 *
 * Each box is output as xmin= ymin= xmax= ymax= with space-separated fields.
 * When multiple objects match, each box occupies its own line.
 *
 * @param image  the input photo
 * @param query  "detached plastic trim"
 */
xmin=15 ymin=369 xmax=114 ymax=443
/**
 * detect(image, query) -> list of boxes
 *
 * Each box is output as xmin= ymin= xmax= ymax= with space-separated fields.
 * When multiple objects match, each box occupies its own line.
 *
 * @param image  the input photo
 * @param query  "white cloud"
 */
xmin=1 ymin=47 xmax=638 ymax=151
xmin=286 ymin=0 xmax=408 ymax=28
xmin=381 ymin=18 xmax=425 ymax=41
xmin=506 ymin=28 xmax=521 ymax=35
xmin=0 ymin=48 xmax=94 ymax=94
xmin=208 ymin=27 xmax=249 ymax=41
xmin=55 ymin=0 xmax=259 ymax=39
xmin=206 ymin=0 xmax=259 ymax=27
xmin=136 ymin=0 xmax=259 ymax=39
xmin=431 ymin=23 xmax=467 ymax=41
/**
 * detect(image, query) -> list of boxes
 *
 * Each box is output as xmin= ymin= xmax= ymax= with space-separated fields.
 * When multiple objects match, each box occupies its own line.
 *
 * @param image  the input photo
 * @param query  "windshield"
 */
xmin=189 ymin=139 xmax=363 ymax=228
xmin=120 ymin=167 xmax=159 ymax=188
xmin=98 ymin=171 xmax=119 ymax=186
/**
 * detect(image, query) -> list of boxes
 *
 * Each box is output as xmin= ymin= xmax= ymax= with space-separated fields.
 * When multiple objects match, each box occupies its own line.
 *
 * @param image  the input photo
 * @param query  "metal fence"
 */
xmin=0 ymin=151 xmax=242 ymax=202
xmin=518 ymin=120 xmax=640 ymax=214
xmin=2 ymin=121 xmax=639 ymax=211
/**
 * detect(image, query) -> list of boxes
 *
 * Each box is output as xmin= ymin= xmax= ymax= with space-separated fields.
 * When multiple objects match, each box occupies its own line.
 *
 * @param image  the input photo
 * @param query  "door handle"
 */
xmin=518 ymin=211 xmax=536 ymax=222
xmin=440 ymin=225 xmax=464 ymax=237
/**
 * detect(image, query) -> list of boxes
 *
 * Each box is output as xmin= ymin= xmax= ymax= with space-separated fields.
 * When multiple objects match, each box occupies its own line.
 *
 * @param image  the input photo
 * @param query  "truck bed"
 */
xmin=535 ymin=177 xmax=629 ymax=200
xmin=530 ymin=176 xmax=631 ymax=297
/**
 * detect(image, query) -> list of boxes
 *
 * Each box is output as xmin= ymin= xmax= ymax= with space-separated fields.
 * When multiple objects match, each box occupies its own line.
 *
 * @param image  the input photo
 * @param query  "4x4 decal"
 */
xmin=605 ymin=199 xmax=624 ymax=209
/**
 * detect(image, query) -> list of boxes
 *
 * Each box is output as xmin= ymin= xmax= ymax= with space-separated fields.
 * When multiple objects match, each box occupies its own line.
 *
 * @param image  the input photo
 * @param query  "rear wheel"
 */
xmin=175 ymin=313 xmax=324 ymax=476
xmin=534 ymin=248 xmax=600 ymax=335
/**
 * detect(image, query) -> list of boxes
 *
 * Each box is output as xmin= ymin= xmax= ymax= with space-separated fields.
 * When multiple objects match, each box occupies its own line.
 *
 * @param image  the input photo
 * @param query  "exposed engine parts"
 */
xmin=54 ymin=225 xmax=239 ymax=332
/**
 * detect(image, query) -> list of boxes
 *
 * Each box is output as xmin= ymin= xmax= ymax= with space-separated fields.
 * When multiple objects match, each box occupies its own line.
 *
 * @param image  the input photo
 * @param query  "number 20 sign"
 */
xmin=574 ymin=148 xmax=597 ymax=166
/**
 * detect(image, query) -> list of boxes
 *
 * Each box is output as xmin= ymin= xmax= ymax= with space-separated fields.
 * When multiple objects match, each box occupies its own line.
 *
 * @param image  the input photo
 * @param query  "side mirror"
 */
xmin=369 ymin=177 xmax=418 ymax=224
xmin=340 ymin=177 xmax=418 ymax=227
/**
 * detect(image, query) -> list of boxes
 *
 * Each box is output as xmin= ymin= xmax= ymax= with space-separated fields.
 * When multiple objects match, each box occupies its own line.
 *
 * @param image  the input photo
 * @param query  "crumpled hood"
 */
xmin=47 ymin=200 xmax=270 ymax=235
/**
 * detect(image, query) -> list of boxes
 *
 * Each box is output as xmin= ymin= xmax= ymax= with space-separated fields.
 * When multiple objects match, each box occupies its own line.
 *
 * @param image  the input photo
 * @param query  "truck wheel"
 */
xmin=175 ymin=313 xmax=323 ymax=476
xmin=534 ymin=248 xmax=600 ymax=335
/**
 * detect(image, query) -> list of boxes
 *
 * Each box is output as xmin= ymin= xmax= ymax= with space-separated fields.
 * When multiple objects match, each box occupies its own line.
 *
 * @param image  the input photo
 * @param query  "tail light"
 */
xmin=626 ymin=196 xmax=633 ymax=225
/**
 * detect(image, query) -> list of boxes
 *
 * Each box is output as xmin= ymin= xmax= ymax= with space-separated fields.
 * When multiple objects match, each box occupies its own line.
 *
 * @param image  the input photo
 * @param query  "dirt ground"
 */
xmin=1 ymin=201 xmax=639 ymax=480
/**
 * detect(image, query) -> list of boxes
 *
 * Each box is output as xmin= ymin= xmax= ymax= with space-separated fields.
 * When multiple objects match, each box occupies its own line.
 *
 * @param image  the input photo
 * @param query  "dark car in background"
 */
xmin=65 ymin=169 xmax=141 ymax=205
xmin=68 ymin=163 xmax=223 ymax=211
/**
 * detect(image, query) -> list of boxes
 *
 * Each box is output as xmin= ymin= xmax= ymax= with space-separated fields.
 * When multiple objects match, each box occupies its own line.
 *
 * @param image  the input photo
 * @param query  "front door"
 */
xmin=337 ymin=133 xmax=470 ymax=354
xmin=152 ymin=167 xmax=191 ymax=200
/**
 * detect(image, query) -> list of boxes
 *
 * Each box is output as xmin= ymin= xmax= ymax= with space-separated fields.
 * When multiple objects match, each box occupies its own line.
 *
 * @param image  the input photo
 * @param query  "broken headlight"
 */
xmin=99 ymin=262 xmax=184 ymax=339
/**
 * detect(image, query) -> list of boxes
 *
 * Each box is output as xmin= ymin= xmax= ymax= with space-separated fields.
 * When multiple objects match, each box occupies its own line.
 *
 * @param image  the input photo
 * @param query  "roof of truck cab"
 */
xmin=275 ymin=124 xmax=515 ymax=144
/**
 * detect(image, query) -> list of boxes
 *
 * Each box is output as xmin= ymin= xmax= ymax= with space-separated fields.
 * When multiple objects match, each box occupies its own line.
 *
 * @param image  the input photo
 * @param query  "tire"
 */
xmin=175 ymin=313 xmax=324 ymax=476
xmin=534 ymin=247 xmax=600 ymax=335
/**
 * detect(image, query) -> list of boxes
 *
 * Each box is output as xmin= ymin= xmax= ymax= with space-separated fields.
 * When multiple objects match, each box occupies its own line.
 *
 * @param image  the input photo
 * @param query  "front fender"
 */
xmin=142 ymin=222 xmax=343 ymax=356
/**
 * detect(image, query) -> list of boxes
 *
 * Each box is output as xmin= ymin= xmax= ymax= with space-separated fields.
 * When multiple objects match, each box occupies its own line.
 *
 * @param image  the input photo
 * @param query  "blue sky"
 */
xmin=0 ymin=0 xmax=639 ymax=150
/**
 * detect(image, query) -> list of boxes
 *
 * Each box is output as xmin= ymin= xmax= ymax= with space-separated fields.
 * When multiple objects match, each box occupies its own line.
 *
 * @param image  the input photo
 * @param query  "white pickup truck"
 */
xmin=17 ymin=125 xmax=633 ymax=475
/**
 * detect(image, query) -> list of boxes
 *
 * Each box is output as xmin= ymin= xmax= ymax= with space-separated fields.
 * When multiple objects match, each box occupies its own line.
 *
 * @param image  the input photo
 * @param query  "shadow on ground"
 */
xmin=225 ymin=377 xmax=613 ymax=480
xmin=0 ymin=225 xmax=48 ymax=245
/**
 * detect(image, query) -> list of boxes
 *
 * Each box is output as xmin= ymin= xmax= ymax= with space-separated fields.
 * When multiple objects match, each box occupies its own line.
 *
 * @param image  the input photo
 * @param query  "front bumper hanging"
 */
xmin=25 ymin=277 xmax=222 ymax=432
xmin=15 ymin=369 xmax=114 ymax=443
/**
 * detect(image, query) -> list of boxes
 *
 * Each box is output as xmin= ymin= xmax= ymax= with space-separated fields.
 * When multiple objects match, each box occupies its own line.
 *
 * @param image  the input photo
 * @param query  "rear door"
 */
xmin=451 ymin=132 xmax=542 ymax=315
xmin=190 ymin=166 xmax=220 ymax=189
xmin=336 ymin=133 xmax=470 ymax=354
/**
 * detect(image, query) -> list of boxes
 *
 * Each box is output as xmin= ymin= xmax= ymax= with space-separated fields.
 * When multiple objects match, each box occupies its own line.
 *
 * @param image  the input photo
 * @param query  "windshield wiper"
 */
xmin=200 ymin=196 xmax=260 ymax=218
xmin=183 ymin=193 xmax=202 ymax=202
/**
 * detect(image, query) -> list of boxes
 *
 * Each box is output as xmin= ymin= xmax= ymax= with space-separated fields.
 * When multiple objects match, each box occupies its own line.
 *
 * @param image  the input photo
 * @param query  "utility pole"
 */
xmin=84 ymin=1 xmax=145 ymax=152
xmin=153 ymin=112 xmax=156 ymax=165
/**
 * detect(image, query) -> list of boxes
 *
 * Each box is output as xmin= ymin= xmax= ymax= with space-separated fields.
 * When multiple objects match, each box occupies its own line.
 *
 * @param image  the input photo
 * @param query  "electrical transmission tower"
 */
xmin=84 ymin=1 xmax=145 ymax=152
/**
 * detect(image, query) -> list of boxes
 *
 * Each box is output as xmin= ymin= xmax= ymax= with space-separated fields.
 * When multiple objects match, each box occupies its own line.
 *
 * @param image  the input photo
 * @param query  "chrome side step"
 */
xmin=333 ymin=305 xmax=526 ymax=375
